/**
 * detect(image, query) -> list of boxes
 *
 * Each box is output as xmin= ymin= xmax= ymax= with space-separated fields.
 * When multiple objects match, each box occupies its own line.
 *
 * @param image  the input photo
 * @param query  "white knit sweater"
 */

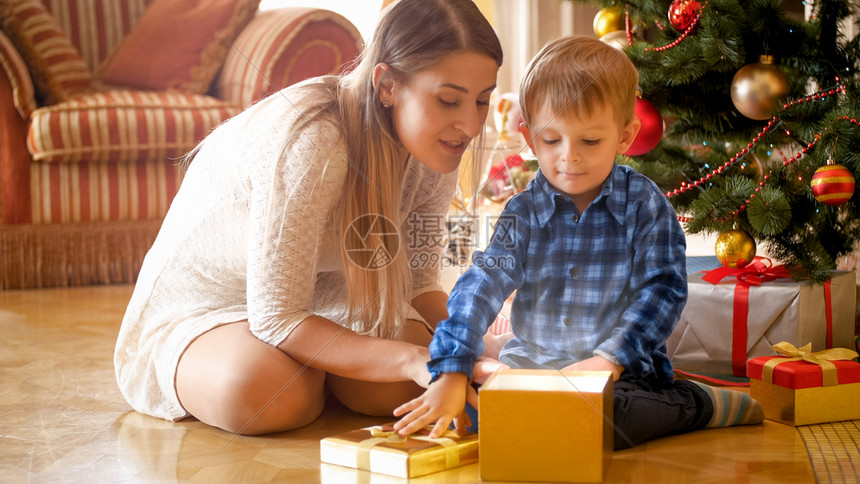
xmin=114 ymin=81 xmax=458 ymax=421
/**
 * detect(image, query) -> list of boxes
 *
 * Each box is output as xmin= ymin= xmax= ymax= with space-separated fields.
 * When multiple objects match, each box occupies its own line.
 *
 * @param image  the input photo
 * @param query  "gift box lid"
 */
xmin=747 ymin=356 xmax=860 ymax=389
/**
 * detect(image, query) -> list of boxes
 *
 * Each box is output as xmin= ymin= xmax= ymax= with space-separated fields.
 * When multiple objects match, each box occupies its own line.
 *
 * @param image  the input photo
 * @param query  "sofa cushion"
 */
xmin=98 ymin=0 xmax=261 ymax=94
xmin=0 ymin=0 xmax=93 ymax=104
xmin=217 ymin=8 xmax=363 ymax=107
xmin=0 ymin=30 xmax=37 ymax=119
xmin=27 ymin=90 xmax=242 ymax=163
xmin=29 ymin=158 xmax=184 ymax=223
xmin=42 ymin=0 xmax=152 ymax=73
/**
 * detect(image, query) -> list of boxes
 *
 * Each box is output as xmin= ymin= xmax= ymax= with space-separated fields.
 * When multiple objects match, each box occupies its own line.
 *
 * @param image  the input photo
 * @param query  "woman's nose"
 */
xmin=458 ymin=106 xmax=484 ymax=139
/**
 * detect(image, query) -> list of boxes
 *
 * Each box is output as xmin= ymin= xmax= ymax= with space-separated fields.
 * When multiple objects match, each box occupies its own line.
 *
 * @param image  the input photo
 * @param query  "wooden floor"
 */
xmin=0 ymin=284 xmax=821 ymax=483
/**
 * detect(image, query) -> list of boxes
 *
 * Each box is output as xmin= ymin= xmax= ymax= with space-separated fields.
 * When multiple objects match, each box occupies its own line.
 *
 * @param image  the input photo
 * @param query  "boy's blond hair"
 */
xmin=520 ymin=35 xmax=638 ymax=129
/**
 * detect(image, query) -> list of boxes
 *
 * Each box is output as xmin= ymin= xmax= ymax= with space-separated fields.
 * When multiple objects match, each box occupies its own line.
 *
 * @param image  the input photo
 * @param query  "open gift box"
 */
xmin=748 ymin=342 xmax=860 ymax=426
xmin=479 ymin=369 xmax=613 ymax=483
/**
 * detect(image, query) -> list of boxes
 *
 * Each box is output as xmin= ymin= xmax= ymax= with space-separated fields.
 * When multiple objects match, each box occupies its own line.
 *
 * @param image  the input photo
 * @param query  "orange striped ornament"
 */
xmin=811 ymin=164 xmax=855 ymax=206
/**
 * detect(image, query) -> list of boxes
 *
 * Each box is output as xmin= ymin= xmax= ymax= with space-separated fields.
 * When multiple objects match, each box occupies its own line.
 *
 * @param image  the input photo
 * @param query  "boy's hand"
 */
xmin=482 ymin=332 xmax=514 ymax=360
xmin=392 ymin=372 xmax=471 ymax=438
xmin=406 ymin=346 xmax=433 ymax=389
xmin=562 ymin=355 xmax=624 ymax=382
xmin=473 ymin=356 xmax=509 ymax=384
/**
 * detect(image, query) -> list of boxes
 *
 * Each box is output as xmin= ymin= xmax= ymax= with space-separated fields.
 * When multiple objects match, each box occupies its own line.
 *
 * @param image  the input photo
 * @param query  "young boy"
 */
xmin=393 ymin=36 xmax=763 ymax=449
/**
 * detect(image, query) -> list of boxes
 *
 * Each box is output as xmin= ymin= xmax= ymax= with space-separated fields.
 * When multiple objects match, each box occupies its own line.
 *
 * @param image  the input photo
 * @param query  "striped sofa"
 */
xmin=0 ymin=0 xmax=363 ymax=289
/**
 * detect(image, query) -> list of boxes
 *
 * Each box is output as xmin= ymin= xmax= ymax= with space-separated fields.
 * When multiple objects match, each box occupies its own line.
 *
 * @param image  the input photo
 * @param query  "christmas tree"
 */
xmin=569 ymin=0 xmax=860 ymax=282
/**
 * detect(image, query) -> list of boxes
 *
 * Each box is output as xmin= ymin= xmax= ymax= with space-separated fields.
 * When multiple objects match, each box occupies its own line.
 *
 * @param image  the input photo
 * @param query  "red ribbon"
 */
xmin=701 ymin=257 xmax=792 ymax=286
xmin=702 ymin=257 xmax=838 ymax=376
xmin=702 ymin=257 xmax=793 ymax=377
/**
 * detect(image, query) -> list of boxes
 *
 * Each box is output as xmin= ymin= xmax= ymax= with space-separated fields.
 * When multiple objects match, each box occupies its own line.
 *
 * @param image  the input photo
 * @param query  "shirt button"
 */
xmin=572 ymin=214 xmax=580 ymax=223
xmin=569 ymin=267 xmax=579 ymax=278
xmin=564 ymin=318 xmax=573 ymax=326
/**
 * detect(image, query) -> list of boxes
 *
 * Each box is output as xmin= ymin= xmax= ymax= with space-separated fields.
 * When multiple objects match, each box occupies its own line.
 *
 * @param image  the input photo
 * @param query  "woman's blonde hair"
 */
xmin=520 ymin=36 xmax=638 ymax=130
xmin=293 ymin=0 xmax=502 ymax=337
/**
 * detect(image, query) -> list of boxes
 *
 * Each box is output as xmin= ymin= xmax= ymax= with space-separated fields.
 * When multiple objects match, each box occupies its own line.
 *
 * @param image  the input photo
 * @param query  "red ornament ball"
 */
xmin=811 ymin=164 xmax=855 ymax=206
xmin=668 ymin=0 xmax=702 ymax=31
xmin=625 ymin=97 xmax=663 ymax=156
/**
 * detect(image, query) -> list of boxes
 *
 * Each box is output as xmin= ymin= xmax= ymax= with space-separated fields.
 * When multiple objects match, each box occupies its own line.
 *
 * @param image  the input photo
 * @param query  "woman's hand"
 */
xmin=561 ymin=355 xmax=624 ymax=382
xmin=392 ymin=372 xmax=471 ymax=438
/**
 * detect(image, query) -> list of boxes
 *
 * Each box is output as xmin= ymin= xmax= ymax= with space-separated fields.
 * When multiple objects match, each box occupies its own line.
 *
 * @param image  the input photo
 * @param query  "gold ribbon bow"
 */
xmin=356 ymin=425 xmax=460 ymax=471
xmin=762 ymin=342 xmax=859 ymax=387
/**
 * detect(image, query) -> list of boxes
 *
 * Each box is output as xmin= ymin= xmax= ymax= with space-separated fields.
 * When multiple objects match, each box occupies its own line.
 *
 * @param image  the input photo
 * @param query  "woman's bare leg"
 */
xmin=176 ymin=322 xmax=325 ymax=435
xmin=326 ymin=319 xmax=433 ymax=416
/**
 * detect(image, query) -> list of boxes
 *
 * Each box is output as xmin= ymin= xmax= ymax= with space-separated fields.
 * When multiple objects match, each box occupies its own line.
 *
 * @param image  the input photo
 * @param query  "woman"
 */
xmin=114 ymin=0 xmax=503 ymax=435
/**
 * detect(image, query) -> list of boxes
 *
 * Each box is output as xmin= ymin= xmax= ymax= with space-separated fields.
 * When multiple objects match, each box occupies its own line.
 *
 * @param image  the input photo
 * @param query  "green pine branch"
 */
xmin=566 ymin=0 xmax=860 ymax=278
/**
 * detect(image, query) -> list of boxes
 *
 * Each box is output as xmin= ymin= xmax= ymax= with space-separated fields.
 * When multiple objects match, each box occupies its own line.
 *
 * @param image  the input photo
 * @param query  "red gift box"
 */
xmin=748 ymin=343 xmax=860 ymax=425
xmin=748 ymin=357 xmax=860 ymax=388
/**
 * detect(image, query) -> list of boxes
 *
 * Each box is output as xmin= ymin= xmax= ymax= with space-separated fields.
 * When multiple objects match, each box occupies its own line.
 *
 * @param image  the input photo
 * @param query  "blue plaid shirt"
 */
xmin=429 ymin=164 xmax=687 ymax=382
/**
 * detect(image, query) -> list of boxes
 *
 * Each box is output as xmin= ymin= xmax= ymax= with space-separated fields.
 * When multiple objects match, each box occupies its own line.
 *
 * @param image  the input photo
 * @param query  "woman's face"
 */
xmin=385 ymin=51 xmax=499 ymax=174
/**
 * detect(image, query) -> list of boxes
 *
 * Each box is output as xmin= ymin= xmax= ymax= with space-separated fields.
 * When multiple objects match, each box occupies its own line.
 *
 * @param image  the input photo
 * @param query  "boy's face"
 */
xmin=523 ymin=101 xmax=640 ymax=212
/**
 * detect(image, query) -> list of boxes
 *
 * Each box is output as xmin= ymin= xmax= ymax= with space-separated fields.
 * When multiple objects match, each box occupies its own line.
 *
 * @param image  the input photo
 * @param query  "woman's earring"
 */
xmin=382 ymin=101 xmax=391 ymax=109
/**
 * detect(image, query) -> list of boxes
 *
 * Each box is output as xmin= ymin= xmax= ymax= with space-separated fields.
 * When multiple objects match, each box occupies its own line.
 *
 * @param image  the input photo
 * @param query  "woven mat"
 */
xmin=797 ymin=420 xmax=860 ymax=482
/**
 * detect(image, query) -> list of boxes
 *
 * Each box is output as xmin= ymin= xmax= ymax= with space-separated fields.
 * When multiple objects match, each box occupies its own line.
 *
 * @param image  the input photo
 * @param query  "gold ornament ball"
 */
xmin=811 ymin=164 xmax=855 ymax=206
xmin=600 ymin=30 xmax=630 ymax=51
xmin=593 ymin=7 xmax=625 ymax=38
xmin=730 ymin=55 xmax=790 ymax=120
xmin=715 ymin=229 xmax=756 ymax=268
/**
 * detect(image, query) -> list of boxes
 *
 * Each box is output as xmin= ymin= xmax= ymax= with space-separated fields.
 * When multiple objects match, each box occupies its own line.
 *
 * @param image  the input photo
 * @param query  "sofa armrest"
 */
xmin=215 ymin=7 xmax=363 ymax=107
xmin=0 ymin=30 xmax=36 ymax=120
xmin=0 ymin=30 xmax=35 ymax=224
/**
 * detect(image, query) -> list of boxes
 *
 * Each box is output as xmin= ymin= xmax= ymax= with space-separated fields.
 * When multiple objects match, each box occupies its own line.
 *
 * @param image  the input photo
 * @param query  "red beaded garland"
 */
xmin=626 ymin=2 xmax=707 ymax=51
xmin=650 ymin=76 xmax=851 ymax=223
xmin=669 ymin=84 xmax=846 ymax=211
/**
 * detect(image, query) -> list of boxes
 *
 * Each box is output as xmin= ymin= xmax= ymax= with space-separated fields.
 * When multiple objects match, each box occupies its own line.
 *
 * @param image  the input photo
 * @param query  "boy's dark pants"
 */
xmin=613 ymin=375 xmax=713 ymax=450
xmin=465 ymin=374 xmax=713 ymax=449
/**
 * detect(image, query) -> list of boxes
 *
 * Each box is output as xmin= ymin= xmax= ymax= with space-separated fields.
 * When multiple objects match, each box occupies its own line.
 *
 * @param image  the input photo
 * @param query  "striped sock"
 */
xmin=692 ymin=381 xmax=764 ymax=428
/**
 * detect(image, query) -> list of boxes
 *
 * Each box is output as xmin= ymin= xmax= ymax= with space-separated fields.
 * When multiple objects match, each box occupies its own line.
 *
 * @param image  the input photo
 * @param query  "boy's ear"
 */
xmin=616 ymin=117 xmax=642 ymax=155
xmin=520 ymin=123 xmax=536 ymax=152
xmin=372 ymin=63 xmax=395 ymax=106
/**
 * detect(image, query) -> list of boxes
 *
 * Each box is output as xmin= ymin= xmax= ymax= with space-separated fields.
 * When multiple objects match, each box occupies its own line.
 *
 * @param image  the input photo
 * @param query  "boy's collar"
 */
xmin=603 ymin=165 xmax=629 ymax=225
xmin=531 ymin=170 xmax=559 ymax=227
xmin=531 ymin=165 xmax=627 ymax=227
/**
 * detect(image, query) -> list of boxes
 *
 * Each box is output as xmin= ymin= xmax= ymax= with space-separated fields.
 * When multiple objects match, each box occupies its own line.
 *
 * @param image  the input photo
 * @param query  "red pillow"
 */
xmin=99 ymin=0 xmax=260 ymax=93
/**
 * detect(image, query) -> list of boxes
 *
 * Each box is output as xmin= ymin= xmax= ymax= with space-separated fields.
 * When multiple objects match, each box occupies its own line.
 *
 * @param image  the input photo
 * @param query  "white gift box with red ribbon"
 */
xmin=667 ymin=258 xmax=856 ymax=377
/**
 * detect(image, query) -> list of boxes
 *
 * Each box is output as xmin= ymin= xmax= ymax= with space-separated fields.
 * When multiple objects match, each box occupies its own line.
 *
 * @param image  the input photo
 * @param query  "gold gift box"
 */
xmin=319 ymin=424 xmax=478 ymax=479
xmin=479 ymin=369 xmax=613 ymax=483
xmin=319 ymin=461 xmax=476 ymax=484
xmin=749 ymin=356 xmax=860 ymax=426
